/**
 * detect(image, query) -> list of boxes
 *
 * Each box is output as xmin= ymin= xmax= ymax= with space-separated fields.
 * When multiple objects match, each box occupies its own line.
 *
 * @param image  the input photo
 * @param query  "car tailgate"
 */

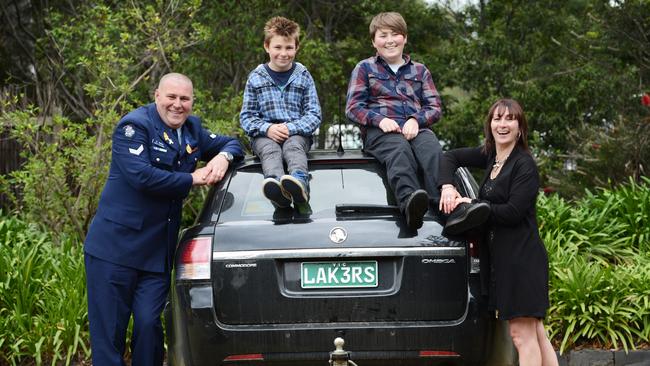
xmin=211 ymin=219 xmax=468 ymax=326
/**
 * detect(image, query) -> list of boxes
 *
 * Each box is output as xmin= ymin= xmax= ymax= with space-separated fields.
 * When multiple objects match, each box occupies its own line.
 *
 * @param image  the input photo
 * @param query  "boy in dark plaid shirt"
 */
xmin=345 ymin=12 xmax=443 ymax=231
xmin=240 ymin=17 xmax=321 ymax=209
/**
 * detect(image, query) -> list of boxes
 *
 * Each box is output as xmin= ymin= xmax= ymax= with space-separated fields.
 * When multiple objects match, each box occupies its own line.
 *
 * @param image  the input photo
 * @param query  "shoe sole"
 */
xmin=405 ymin=190 xmax=428 ymax=230
xmin=281 ymin=175 xmax=309 ymax=204
xmin=262 ymin=179 xmax=292 ymax=208
xmin=445 ymin=203 xmax=490 ymax=235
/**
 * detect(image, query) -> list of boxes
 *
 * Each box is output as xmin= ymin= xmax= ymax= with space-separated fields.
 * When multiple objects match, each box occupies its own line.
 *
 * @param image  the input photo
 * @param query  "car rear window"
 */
xmin=218 ymin=163 xmax=396 ymax=221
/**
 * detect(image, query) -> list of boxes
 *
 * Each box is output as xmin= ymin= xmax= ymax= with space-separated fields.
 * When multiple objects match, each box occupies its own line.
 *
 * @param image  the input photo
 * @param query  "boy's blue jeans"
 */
xmin=251 ymin=135 xmax=311 ymax=179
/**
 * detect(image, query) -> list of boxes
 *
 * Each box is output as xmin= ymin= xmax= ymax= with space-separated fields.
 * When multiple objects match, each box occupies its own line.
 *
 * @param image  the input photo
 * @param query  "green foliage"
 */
xmin=439 ymin=0 xmax=649 ymax=194
xmin=540 ymin=177 xmax=650 ymax=352
xmin=43 ymin=0 xmax=209 ymax=114
xmin=546 ymin=114 xmax=650 ymax=197
xmin=0 ymin=215 xmax=88 ymax=365
xmin=548 ymin=256 xmax=650 ymax=353
xmin=538 ymin=193 xmax=633 ymax=266
xmin=2 ymin=0 xmax=210 ymax=239
xmin=2 ymin=109 xmax=112 ymax=240
xmin=1 ymin=0 xmax=649 ymax=361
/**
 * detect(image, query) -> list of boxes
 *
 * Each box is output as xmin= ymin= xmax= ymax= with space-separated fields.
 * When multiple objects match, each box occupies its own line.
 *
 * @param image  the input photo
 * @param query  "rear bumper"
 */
xmin=165 ymin=276 xmax=515 ymax=366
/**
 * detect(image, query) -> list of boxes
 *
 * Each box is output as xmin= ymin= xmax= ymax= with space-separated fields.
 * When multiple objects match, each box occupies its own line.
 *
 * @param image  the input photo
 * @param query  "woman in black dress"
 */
xmin=438 ymin=99 xmax=557 ymax=366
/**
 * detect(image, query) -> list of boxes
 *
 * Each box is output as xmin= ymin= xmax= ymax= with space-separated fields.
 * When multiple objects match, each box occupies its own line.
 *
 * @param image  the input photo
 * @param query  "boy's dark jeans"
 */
xmin=363 ymin=127 xmax=442 ymax=209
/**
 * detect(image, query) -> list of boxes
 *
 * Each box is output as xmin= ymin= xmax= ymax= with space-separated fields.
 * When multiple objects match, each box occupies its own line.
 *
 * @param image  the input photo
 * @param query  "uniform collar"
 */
xmin=148 ymin=103 xmax=181 ymax=151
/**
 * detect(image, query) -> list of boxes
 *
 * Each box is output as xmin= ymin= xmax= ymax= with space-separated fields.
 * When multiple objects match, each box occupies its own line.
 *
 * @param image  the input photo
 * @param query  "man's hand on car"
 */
xmin=202 ymin=154 xmax=230 ymax=184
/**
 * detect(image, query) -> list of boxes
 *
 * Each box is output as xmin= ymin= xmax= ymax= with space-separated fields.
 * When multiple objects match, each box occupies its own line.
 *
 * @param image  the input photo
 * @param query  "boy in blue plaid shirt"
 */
xmin=240 ymin=16 xmax=321 ymax=208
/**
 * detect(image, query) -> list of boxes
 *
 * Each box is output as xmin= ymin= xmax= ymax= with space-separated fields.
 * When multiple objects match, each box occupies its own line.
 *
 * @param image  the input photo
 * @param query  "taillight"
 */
xmin=419 ymin=350 xmax=460 ymax=357
xmin=468 ymin=234 xmax=481 ymax=274
xmin=223 ymin=354 xmax=264 ymax=362
xmin=175 ymin=237 xmax=212 ymax=280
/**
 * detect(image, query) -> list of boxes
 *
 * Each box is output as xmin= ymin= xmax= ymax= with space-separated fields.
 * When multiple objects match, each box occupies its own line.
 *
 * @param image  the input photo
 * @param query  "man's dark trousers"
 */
xmin=85 ymin=254 xmax=170 ymax=366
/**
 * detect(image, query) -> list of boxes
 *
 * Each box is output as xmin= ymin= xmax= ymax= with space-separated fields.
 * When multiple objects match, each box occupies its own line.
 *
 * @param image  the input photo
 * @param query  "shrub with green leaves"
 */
xmin=0 ymin=0 xmax=210 ymax=241
xmin=540 ymin=177 xmax=650 ymax=353
xmin=547 ymin=256 xmax=650 ymax=353
xmin=0 ymin=215 xmax=88 ymax=365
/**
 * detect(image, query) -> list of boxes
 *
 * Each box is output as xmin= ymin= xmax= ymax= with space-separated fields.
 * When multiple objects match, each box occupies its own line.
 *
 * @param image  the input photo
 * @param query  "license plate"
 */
xmin=301 ymin=261 xmax=378 ymax=288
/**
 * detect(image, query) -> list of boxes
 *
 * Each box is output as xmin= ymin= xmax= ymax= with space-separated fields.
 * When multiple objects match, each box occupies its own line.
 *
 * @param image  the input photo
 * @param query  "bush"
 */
xmin=0 ymin=215 xmax=88 ymax=365
xmin=540 ymin=177 xmax=650 ymax=353
xmin=547 ymin=256 xmax=650 ymax=353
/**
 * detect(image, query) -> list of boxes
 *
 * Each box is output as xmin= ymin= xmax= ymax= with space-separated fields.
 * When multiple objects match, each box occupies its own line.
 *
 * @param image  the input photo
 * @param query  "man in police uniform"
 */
xmin=84 ymin=73 xmax=243 ymax=366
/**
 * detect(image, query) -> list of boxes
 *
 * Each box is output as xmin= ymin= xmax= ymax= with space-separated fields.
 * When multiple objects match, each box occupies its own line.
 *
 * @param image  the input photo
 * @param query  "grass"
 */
xmin=0 ymin=215 xmax=89 ymax=365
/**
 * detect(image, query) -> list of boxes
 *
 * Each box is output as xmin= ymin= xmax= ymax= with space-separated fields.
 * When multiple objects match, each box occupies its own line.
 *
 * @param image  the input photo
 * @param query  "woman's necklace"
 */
xmin=491 ymin=153 xmax=510 ymax=179
xmin=492 ymin=145 xmax=514 ymax=178
xmin=492 ymin=154 xmax=509 ymax=170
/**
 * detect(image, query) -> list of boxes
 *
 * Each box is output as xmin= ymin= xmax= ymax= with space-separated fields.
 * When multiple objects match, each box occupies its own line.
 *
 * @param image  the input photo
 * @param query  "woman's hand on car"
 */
xmin=439 ymin=184 xmax=463 ymax=214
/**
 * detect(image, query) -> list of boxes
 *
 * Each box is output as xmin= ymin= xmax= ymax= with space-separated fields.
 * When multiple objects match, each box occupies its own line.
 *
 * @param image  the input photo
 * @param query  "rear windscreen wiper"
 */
xmin=335 ymin=204 xmax=400 ymax=217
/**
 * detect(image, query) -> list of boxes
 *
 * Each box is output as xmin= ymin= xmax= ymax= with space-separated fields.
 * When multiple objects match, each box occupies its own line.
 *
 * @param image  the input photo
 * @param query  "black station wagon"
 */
xmin=165 ymin=150 xmax=516 ymax=366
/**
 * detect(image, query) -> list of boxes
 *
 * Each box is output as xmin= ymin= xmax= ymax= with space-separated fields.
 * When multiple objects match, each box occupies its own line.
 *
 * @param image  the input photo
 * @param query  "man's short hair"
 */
xmin=264 ymin=16 xmax=301 ymax=47
xmin=369 ymin=12 xmax=407 ymax=39
xmin=158 ymin=73 xmax=193 ymax=89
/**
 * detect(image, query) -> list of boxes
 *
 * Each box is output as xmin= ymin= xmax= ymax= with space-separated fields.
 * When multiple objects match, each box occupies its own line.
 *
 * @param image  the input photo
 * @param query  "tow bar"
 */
xmin=329 ymin=337 xmax=358 ymax=366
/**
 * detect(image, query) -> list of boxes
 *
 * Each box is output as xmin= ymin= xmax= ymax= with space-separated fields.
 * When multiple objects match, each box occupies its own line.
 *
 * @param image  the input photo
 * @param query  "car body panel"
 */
xmin=166 ymin=150 xmax=516 ymax=366
xmin=212 ymin=245 xmax=467 ymax=325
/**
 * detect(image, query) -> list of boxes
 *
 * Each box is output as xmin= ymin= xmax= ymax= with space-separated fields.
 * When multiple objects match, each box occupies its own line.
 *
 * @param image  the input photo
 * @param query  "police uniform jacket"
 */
xmin=84 ymin=103 xmax=243 ymax=273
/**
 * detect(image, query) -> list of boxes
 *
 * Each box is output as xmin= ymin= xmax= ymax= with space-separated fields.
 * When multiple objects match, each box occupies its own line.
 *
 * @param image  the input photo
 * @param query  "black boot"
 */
xmin=444 ymin=202 xmax=490 ymax=235
xmin=404 ymin=189 xmax=429 ymax=230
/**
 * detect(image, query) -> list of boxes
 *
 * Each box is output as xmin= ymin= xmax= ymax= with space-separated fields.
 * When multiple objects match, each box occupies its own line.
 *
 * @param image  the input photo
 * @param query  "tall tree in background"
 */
xmin=1 ymin=0 xmax=34 ymax=84
xmin=1 ymin=0 xmax=648 ymax=238
xmin=1 ymin=1 xmax=209 ymax=238
xmin=439 ymin=0 xmax=649 ymax=194
xmin=561 ymin=0 xmax=650 ymax=190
